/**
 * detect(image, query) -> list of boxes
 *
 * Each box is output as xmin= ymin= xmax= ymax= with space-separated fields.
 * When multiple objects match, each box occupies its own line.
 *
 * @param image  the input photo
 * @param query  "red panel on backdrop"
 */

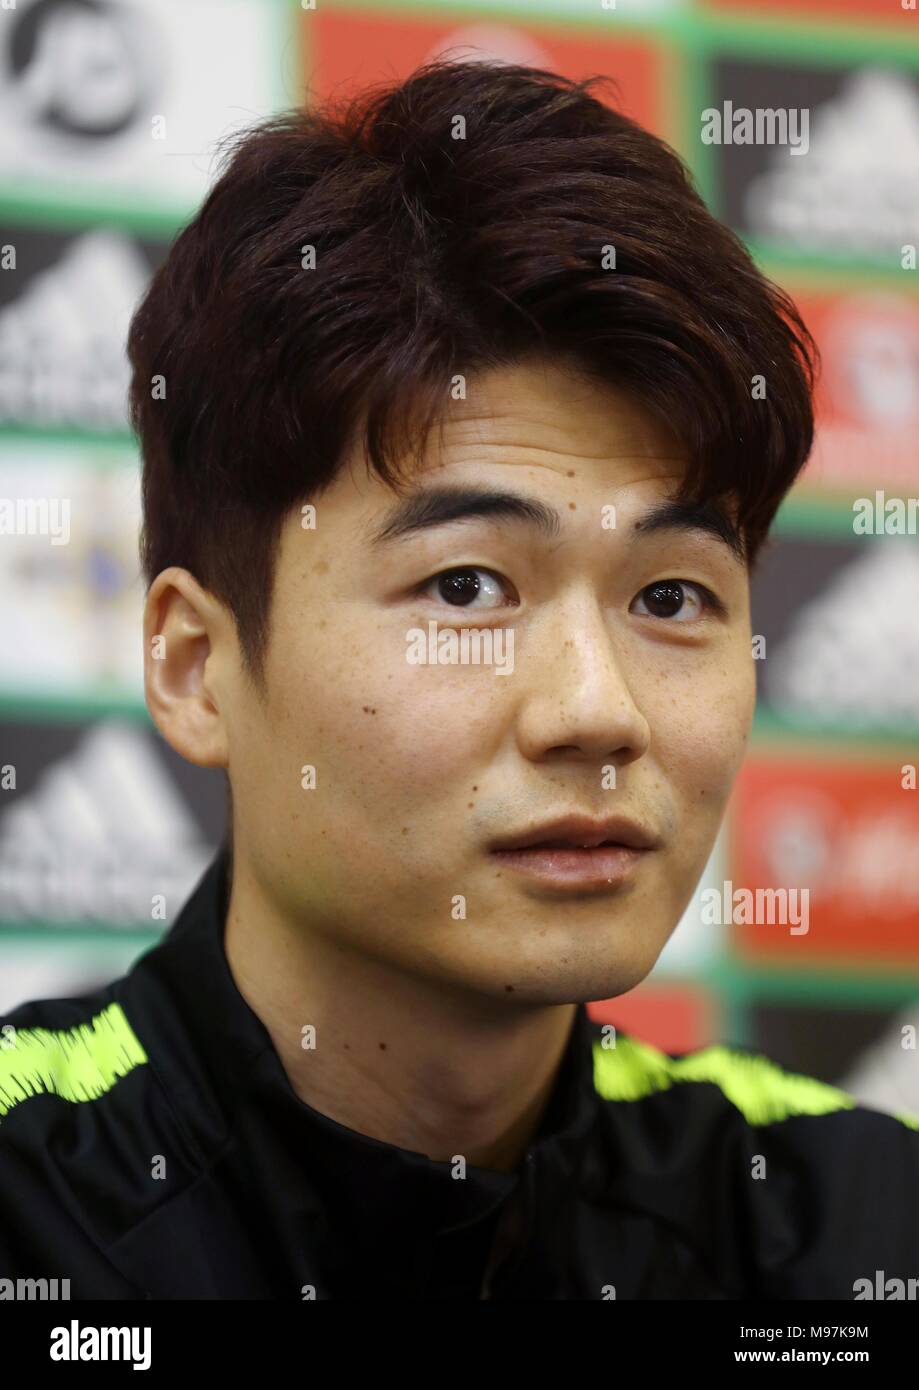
xmin=303 ymin=10 xmax=663 ymax=135
xmin=730 ymin=756 xmax=919 ymax=963
xmin=795 ymin=289 xmax=919 ymax=494
xmin=588 ymin=985 xmax=715 ymax=1054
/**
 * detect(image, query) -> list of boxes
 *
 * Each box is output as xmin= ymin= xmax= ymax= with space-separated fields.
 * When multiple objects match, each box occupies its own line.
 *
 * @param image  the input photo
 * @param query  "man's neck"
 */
xmin=223 ymin=855 xmax=578 ymax=1172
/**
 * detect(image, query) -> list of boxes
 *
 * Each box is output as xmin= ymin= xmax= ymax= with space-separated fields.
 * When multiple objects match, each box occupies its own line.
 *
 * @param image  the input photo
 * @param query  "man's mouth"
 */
xmin=512 ymin=838 xmax=627 ymax=850
xmin=490 ymin=814 xmax=659 ymax=855
xmin=488 ymin=815 xmax=659 ymax=892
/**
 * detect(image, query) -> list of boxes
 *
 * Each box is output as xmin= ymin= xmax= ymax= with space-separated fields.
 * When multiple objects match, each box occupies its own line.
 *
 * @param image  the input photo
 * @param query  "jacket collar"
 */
xmin=136 ymin=843 xmax=602 ymax=1286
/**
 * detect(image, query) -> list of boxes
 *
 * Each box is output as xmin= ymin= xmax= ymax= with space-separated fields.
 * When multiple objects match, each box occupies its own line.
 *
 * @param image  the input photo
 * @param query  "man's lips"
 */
xmin=489 ymin=814 xmax=659 ymax=854
xmin=488 ymin=815 xmax=660 ymax=892
xmin=490 ymin=843 xmax=651 ymax=891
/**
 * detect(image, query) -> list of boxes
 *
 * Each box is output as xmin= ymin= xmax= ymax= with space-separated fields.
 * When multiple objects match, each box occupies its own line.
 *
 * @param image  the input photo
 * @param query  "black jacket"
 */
xmin=1 ymin=844 xmax=918 ymax=1300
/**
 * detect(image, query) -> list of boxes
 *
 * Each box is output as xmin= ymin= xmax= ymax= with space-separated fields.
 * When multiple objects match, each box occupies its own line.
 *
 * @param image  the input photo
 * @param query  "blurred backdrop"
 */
xmin=0 ymin=0 xmax=917 ymax=1110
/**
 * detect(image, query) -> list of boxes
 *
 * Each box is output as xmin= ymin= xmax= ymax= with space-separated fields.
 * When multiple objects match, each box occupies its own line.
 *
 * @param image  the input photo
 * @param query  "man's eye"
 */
xmin=419 ymin=567 xmax=515 ymax=609
xmin=631 ymin=580 xmax=722 ymax=621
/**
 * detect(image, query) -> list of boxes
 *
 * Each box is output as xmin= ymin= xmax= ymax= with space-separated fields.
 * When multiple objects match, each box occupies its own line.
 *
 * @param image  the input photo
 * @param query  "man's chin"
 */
xmin=465 ymin=960 xmax=657 ymax=1008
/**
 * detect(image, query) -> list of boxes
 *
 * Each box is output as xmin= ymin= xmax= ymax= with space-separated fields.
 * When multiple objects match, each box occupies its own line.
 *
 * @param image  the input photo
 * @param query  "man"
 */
xmin=1 ymin=59 xmax=917 ymax=1301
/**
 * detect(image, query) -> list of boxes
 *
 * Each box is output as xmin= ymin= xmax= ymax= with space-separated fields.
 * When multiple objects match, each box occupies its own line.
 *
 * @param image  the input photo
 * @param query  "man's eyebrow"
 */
xmin=366 ymin=485 xmax=745 ymax=564
xmin=630 ymin=498 xmax=746 ymax=565
xmin=368 ymin=487 xmax=562 ymax=545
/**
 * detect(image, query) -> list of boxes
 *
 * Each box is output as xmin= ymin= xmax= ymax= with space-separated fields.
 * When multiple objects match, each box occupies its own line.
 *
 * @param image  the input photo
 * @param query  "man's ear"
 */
xmin=143 ymin=566 xmax=233 ymax=769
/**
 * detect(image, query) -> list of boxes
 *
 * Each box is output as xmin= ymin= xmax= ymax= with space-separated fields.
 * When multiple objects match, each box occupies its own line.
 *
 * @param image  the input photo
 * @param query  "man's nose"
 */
xmin=512 ymin=594 xmax=651 ymax=768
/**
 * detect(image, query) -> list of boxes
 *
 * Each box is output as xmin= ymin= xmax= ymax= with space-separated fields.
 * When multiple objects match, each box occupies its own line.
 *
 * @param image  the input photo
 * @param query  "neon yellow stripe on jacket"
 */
xmin=593 ymin=1034 xmax=919 ymax=1132
xmin=0 ymin=1002 xmax=148 ymax=1123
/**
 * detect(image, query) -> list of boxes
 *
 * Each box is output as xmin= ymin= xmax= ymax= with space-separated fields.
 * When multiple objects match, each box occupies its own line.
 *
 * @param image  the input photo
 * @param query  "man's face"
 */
xmin=224 ymin=357 xmax=755 ymax=1003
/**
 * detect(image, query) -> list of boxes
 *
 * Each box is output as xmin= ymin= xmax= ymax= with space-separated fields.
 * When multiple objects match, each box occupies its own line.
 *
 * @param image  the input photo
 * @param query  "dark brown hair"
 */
xmin=127 ymin=59 xmax=818 ymax=690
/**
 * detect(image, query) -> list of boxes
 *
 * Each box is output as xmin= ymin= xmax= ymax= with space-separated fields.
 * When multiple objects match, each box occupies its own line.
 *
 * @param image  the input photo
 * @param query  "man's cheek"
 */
xmin=282 ymin=702 xmax=484 ymax=827
xmin=372 ymin=715 xmax=488 ymax=794
xmin=363 ymin=677 xmax=505 ymax=778
xmin=652 ymin=715 xmax=749 ymax=809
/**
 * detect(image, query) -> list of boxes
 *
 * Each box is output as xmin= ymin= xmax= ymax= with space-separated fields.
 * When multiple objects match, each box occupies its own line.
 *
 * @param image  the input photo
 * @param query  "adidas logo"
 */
xmin=0 ymin=720 xmax=215 ymax=926
xmin=0 ymin=229 xmax=150 ymax=431
xmin=744 ymin=68 xmax=919 ymax=253
xmin=766 ymin=539 xmax=919 ymax=727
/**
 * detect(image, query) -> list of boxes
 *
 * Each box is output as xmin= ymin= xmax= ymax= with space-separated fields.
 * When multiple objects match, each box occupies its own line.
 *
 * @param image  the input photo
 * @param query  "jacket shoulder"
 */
xmin=592 ymin=1030 xmax=919 ymax=1131
xmin=589 ymin=1030 xmax=919 ymax=1296
xmin=0 ymin=979 xmax=196 ymax=1294
xmin=1 ymin=991 xmax=148 ymax=1124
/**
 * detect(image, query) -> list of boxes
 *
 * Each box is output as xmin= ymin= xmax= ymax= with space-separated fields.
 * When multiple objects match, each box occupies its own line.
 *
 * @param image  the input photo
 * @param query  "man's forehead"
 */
xmin=433 ymin=360 xmax=686 ymax=463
